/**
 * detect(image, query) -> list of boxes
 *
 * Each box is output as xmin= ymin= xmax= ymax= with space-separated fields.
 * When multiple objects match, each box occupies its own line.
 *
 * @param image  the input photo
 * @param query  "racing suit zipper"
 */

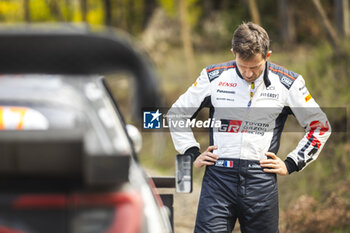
xmin=241 ymin=81 xmax=263 ymax=160
xmin=247 ymin=82 xmax=254 ymax=107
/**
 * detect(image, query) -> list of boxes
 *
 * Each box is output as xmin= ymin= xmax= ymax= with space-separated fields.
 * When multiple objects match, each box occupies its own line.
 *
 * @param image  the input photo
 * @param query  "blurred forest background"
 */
xmin=0 ymin=0 xmax=349 ymax=232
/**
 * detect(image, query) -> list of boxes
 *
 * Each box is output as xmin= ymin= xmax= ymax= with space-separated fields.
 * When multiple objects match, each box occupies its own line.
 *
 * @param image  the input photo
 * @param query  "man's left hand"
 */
xmin=260 ymin=152 xmax=288 ymax=176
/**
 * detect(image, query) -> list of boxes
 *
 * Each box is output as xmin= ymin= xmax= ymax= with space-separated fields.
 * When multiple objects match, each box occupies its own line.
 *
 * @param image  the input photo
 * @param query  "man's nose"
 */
xmin=244 ymin=69 xmax=253 ymax=77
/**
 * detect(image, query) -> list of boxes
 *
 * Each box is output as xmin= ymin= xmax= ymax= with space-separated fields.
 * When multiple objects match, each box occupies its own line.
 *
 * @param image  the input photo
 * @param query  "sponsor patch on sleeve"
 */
xmin=207 ymin=69 xmax=221 ymax=81
xmin=280 ymin=76 xmax=293 ymax=89
xmin=305 ymin=94 xmax=312 ymax=102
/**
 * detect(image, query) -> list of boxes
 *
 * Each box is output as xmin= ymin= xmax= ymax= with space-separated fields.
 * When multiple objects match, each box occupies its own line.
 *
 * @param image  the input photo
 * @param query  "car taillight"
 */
xmin=0 ymin=226 xmax=28 ymax=233
xmin=12 ymin=195 xmax=67 ymax=209
xmin=11 ymin=192 xmax=143 ymax=233
xmin=70 ymin=193 xmax=143 ymax=233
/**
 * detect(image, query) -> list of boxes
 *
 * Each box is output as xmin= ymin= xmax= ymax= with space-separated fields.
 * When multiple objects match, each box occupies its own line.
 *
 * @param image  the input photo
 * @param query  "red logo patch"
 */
xmin=218 ymin=82 xmax=237 ymax=87
xmin=306 ymin=121 xmax=330 ymax=148
xmin=219 ymin=120 xmax=242 ymax=133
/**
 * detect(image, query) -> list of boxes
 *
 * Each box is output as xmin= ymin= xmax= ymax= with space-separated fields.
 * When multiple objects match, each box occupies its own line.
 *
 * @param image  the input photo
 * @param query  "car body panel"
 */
xmin=0 ymin=24 xmax=172 ymax=233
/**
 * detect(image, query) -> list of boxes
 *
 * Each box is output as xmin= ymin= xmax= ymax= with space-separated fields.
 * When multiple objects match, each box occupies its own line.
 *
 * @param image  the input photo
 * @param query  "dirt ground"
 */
xmin=157 ymin=183 xmax=200 ymax=233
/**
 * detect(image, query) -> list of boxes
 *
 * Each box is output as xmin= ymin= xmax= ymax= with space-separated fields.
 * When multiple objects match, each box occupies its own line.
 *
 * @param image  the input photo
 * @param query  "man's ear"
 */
xmin=230 ymin=48 xmax=236 ymax=57
xmin=266 ymin=50 xmax=272 ymax=60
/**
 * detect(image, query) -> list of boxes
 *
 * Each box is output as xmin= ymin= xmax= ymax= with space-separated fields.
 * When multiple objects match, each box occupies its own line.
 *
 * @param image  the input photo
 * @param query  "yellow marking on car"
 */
xmin=0 ymin=106 xmax=29 ymax=130
xmin=0 ymin=106 xmax=3 ymax=129
xmin=10 ymin=107 xmax=28 ymax=130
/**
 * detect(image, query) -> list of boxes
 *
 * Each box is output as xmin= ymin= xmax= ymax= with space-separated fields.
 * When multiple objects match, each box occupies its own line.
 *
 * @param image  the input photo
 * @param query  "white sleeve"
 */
xmin=167 ymin=69 xmax=211 ymax=154
xmin=286 ymin=75 xmax=331 ymax=171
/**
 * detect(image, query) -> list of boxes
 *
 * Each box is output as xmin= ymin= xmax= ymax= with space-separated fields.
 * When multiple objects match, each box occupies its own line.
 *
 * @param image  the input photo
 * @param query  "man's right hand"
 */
xmin=193 ymin=145 xmax=219 ymax=168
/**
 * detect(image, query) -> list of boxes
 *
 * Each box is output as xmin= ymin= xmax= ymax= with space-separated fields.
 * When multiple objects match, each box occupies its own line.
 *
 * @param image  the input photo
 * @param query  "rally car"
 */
xmin=0 ymin=24 xmax=172 ymax=233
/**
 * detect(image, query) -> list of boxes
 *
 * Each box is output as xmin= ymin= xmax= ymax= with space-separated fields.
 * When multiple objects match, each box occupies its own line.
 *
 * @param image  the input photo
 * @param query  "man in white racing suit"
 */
xmin=168 ymin=22 xmax=331 ymax=233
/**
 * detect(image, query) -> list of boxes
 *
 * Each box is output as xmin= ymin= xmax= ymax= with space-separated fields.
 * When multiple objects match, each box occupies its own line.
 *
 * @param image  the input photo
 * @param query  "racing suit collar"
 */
xmin=235 ymin=61 xmax=271 ymax=88
xmin=263 ymin=61 xmax=271 ymax=87
xmin=254 ymin=69 xmax=264 ymax=86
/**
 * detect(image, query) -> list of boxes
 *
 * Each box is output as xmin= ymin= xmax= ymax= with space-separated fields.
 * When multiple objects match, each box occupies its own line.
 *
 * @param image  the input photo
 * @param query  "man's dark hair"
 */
xmin=232 ymin=22 xmax=270 ymax=60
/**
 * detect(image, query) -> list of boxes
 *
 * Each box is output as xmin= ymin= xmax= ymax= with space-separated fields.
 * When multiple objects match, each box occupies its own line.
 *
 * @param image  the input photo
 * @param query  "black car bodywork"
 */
xmin=0 ymin=24 xmax=172 ymax=233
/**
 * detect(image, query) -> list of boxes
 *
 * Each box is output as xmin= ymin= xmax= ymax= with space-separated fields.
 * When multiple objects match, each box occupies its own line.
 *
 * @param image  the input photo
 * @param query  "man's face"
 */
xmin=233 ymin=51 xmax=271 ymax=83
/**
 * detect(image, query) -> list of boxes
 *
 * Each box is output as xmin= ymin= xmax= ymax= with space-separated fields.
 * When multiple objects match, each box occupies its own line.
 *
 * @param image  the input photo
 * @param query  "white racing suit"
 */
xmin=168 ymin=60 xmax=331 ymax=233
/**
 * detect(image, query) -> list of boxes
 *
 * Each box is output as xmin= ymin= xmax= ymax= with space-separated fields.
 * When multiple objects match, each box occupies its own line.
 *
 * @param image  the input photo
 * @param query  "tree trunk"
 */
xmin=203 ymin=0 xmax=213 ymax=18
xmin=335 ymin=0 xmax=350 ymax=37
xmin=279 ymin=0 xmax=296 ymax=45
xmin=65 ymin=0 xmax=73 ymax=21
xmin=49 ymin=0 xmax=64 ymax=21
xmin=104 ymin=0 xmax=112 ymax=26
xmin=81 ymin=0 xmax=87 ymax=22
xmin=311 ymin=0 xmax=340 ymax=53
xmin=24 ymin=0 xmax=30 ymax=22
xmin=143 ymin=0 xmax=156 ymax=29
xmin=112 ymin=0 xmax=122 ymax=28
xmin=179 ymin=0 xmax=196 ymax=78
xmin=248 ymin=0 xmax=261 ymax=25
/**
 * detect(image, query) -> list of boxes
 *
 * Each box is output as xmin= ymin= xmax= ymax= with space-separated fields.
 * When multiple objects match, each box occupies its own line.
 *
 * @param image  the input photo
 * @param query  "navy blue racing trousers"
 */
xmin=194 ymin=159 xmax=279 ymax=233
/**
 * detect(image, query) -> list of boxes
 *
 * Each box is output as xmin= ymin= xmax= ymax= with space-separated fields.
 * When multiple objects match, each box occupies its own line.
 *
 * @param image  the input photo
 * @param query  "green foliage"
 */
xmin=56 ymin=0 xmax=71 ymax=21
xmin=303 ymin=42 xmax=350 ymax=106
xmin=157 ymin=0 xmax=177 ymax=17
xmin=86 ymin=8 xmax=103 ymax=24
xmin=186 ymin=0 xmax=201 ymax=27
xmin=131 ymin=0 xmax=145 ymax=33
xmin=157 ymin=0 xmax=201 ymax=27
xmin=86 ymin=0 xmax=103 ymax=24
xmin=221 ymin=3 xmax=249 ymax=33
xmin=0 ymin=0 xmax=23 ymax=22
xmin=30 ymin=0 xmax=53 ymax=21
xmin=0 ymin=0 xmax=341 ymax=42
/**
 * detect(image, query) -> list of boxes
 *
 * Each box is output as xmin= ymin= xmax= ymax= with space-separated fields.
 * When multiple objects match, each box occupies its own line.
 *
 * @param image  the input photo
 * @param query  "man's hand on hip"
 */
xmin=193 ymin=145 xmax=219 ymax=168
xmin=260 ymin=152 xmax=288 ymax=176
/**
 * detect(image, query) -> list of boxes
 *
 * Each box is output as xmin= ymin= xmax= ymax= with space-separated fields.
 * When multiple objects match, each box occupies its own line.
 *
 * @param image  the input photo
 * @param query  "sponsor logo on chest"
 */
xmin=218 ymin=81 xmax=237 ymax=87
xmin=259 ymin=92 xmax=279 ymax=99
xmin=218 ymin=119 xmax=269 ymax=136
